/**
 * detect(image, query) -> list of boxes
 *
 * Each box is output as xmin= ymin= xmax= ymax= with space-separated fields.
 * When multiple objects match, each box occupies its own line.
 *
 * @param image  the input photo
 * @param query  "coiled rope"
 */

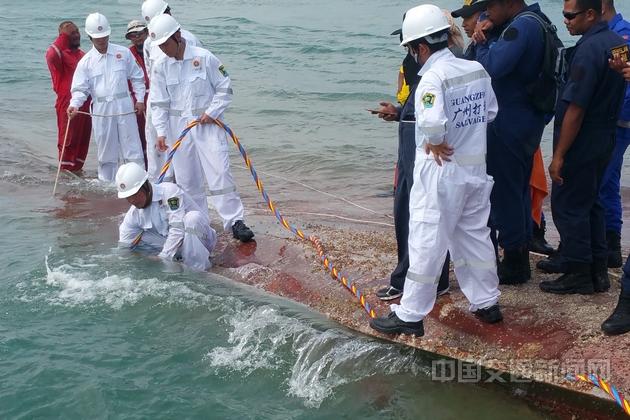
xmin=156 ymin=118 xmax=376 ymax=318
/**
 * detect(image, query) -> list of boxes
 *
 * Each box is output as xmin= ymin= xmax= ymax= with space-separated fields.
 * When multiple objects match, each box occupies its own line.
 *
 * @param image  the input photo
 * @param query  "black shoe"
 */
xmin=591 ymin=258 xmax=610 ymax=293
xmin=529 ymin=220 xmax=555 ymax=256
xmin=606 ymin=230 xmax=622 ymax=268
xmin=540 ymin=264 xmax=595 ymax=295
xmin=376 ymin=286 xmax=402 ymax=301
xmin=473 ymin=304 xmax=503 ymax=324
xmin=369 ymin=312 xmax=424 ymax=337
xmin=498 ymin=246 xmax=530 ymax=285
xmin=601 ymin=292 xmax=630 ymax=335
xmin=232 ymin=220 xmax=254 ymax=242
xmin=536 ymin=256 xmax=569 ymax=274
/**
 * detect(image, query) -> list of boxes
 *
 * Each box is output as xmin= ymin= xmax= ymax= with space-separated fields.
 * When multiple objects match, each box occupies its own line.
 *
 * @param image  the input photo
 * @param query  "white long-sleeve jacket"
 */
xmin=118 ymin=182 xmax=204 ymax=260
xmin=150 ymin=44 xmax=233 ymax=138
xmin=70 ymin=42 xmax=146 ymax=110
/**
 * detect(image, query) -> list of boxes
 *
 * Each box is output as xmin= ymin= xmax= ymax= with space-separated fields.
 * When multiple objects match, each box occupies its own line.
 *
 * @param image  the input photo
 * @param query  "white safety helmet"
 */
xmin=142 ymin=0 xmax=169 ymax=23
xmin=116 ymin=162 xmax=149 ymax=198
xmin=400 ymin=4 xmax=451 ymax=46
xmin=148 ymin=14 xmax=181 ymax=46
xmin=85 ymin=12 xmax=111 ymax=39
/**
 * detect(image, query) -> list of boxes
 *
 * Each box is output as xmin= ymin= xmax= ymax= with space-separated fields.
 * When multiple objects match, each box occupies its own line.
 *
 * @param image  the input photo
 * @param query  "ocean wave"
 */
xmin=206 ymin=304 xmax=426 ymax=408
xmin=36 ymin=252 xmax=215 ymax=310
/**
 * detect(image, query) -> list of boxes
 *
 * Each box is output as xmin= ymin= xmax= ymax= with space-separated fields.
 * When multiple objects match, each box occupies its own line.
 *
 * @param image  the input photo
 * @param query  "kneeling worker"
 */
xmin=117 ymin=162 xmax=217 ymax=271
xmin=370 ymin=4 xmax=502 ymax=337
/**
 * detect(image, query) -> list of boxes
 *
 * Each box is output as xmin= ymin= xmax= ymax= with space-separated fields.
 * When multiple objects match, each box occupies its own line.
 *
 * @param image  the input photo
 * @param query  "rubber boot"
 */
xmin=529 ymin=219 xmax=555 ymax=256
xmin=601 ymin=291 xmax=630 ymax=335
xmin=499 ymin=246 xmax=530 ymax=285
xmin=539 ymin=262 xmax=594 ymax=295
xmin=591 ymin=257 xmax=610 ymax=293
xmin=606 ymin=230 xmax=622 ymax=269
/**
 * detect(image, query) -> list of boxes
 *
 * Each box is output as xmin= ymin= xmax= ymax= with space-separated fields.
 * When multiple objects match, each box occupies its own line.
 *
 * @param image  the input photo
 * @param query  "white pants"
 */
xmin=92 ymin=101 xmax=144 ymax=182
xmin=392 ymin=155 xmax=501 ymax=322
xmin=138 ymin=210 xmax=217 ymax=271
xmin=169 ymin=118 xmax=245 ymax=230
xmin=179 ymin=211 xmax=217 ymax=271
xmin=145 ymin=102 xmax=173 ymax=182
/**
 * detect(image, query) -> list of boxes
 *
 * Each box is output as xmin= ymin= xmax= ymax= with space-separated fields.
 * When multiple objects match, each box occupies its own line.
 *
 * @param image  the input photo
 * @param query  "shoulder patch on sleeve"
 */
xmin=167 ymin=197 xmax=180 ymax=211
xmin=611 ymin=44 xmax=630 ymax=62
xmin=422 ymin=92 xmax=436 ymax=109
xmin=503 ymin=27 xmax=519 ymax=42
xmin=218 ymin=64 xmax=228 ymax=77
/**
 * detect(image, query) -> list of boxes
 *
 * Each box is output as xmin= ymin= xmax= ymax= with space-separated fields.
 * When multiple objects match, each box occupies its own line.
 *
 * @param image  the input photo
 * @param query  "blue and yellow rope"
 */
xmin=157 ymin=117 xmax=376 ymax=318
xmin=568 ymin=373 xmax=630 ymax=416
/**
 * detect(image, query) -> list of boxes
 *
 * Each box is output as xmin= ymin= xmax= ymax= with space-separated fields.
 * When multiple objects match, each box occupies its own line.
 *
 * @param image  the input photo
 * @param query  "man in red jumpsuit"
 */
xmin=45 ymin=21 xmax=92 ymax=172
xmin=126 ymin=20 xmax=150 ymax=167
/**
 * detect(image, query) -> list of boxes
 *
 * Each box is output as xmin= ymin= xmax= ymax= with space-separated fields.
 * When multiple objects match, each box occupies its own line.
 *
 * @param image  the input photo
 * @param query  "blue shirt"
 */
xmin=608 ymin=13 xmax=630 ymax=123
xmin=554 ymin=21 xmax=625 ymax=164
xmin=475 ymin=3 xmax=549 ymax=153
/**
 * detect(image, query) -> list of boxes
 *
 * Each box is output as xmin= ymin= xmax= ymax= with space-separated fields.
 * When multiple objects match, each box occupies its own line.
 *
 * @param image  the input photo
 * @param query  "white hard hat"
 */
xmin=142 ymin=0 xmax=169 ymax=23
xmin=85 ymin=12 xmax=111 ymax=39
xmin=148 ymin=14 xmax=181 ymax=46
xmin=116 ymin=162 xmax=149 ymax=199
xmin=400 ymin=4 xmax=451 ymax=46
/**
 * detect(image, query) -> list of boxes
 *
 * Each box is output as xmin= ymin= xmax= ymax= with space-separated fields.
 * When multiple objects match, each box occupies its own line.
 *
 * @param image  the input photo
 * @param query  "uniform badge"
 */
xmin=116 ymin=52 xmax=122 ymax=60
xmin=192 ymin=58 xmax=201 ymax=68
xmin=422 ymin=93 xmax=436 ymax=109
xmin=219 ymin=65 xmax=228 ymax=77
xmin=167 ymin=197 xmax=180 ymax=211
xmin=611 ymin=44 xmax=630 ymax=62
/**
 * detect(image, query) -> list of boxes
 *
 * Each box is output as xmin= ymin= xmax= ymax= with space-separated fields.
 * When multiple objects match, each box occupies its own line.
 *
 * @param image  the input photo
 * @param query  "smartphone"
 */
xmin=366 ymin=109 xmax=397 ymax=116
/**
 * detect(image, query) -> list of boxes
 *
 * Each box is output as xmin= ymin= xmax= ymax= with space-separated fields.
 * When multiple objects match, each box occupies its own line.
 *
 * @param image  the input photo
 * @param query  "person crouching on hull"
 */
xmin=370 ymin=4 xmax=503 ymax=337
xmin=147 ymin=14 xmax=254 ymax=242
xmin=68 ymin=13 xmax=146 ymax=183
xmin=117 ymin=162 xmax=217 ymax=271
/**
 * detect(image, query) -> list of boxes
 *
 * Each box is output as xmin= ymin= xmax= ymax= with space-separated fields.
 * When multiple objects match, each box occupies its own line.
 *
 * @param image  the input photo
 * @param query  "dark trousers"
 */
xmin=551 ymin=157 xmax=609 ymax=266
xmin=622 ymin=256 xmax=630 ymax=296
xmin=390 ymin=162 xmax=450 ymax=291
xmin=487 ymin=130 xmax=534 ymax=251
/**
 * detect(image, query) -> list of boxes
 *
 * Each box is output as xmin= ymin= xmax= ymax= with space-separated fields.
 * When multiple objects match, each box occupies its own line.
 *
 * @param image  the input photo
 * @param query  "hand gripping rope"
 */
xmin=567 ymin=373 xmax=630 ymax=416
xmin=156 ymin=118 xmax=376 ymax=319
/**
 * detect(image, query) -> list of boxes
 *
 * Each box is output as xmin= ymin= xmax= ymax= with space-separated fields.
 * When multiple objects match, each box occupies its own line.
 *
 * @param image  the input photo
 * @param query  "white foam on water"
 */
xmin=206 ymin=304 xmax=426 ymax=408
xmin=41 ymin=253 xmax=214 ymax=310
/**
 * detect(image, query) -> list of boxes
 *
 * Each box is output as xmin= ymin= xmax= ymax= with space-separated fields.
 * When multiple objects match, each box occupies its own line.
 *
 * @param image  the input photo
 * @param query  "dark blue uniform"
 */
xmin=552 ymin=21 xmax=625 ymax=270
xmin=600 ymin=13 xmax=630 ymax=238
xmin=390 ymin=82 xmax=449 ymax=292
xmin=475 ymin=3 xmax=547 ymax=254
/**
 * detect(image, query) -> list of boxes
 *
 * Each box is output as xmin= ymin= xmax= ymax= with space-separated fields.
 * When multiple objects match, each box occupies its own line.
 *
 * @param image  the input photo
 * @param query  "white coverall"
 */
xmin=391 ymin=49 xmax=501 ymax=322
xmin=118 ymin=182 xmax=217 ymax=271
xmin=70 ymin=43 xmax=146 ymax=182
xmin=150 ymin=44 xmax=245 ymax=230
xmin=143 ymin=29 xmax=200 ymax=181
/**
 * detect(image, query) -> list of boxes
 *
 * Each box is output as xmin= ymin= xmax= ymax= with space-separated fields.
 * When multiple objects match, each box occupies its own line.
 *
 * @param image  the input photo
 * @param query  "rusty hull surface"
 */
xmin=210 ymin=209 xmax=630 ymax=419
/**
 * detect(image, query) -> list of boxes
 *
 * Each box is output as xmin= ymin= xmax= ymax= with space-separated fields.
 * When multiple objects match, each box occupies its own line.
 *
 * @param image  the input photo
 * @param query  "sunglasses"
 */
xmin=562 ymin=10 xmax=587 ymax=20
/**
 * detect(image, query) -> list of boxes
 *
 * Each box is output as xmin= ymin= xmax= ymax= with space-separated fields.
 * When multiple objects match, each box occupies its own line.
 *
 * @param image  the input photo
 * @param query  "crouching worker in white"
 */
xmin=116 ymin=162 xmax=217 ymax=271
xmin=370 ymin=4 xmax=502 ymax=337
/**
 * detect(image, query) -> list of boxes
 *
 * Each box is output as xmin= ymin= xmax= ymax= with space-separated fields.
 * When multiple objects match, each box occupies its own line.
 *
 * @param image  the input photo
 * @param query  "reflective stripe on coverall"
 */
xmin=118 ymin=182 xmax=217 ymax=271
xmin=392 ymin=49 xmax=501 ymax=322
xmin=70 ymin=43 xmax=146 ymax=182
xmin=150 ymin=44 xmax=245 ymax=230
xmin=143 ymin=29 xmax=200 ymax=181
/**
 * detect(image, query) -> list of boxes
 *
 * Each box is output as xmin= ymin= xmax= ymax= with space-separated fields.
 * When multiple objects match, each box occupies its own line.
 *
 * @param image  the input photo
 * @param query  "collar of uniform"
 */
xmin=183 ymin=43 xmax=196 ymax=61
xmin=151 ymin=182 xmax=163 ymax=202
xmin=577 ymin=21 xmax=611 ymax=46
xmin=418 ymin=48 xmax=454 ymax=77
xmin=91 ymin=42 xmax=114 ymax=57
